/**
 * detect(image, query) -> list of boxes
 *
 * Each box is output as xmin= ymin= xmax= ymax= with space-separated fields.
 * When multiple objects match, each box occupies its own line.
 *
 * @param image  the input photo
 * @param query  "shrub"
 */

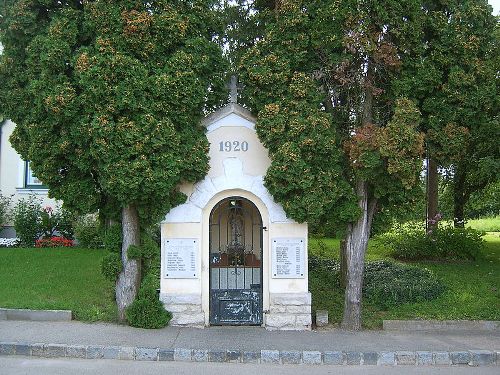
xmin=101 ymin=252 xmax=123 ymax=281
xmin=308 ymin=256 xmax=446 ymax=309
xmin=380 ymin=221 xmax=484 ymax=261
xmin=126 ymin=273 xmax=171 ymax=329
xmin=74 ymin=215 xmax=103 ymax=248
xmin=40 ymin=206 xmax=75 ymax=240
xmin=12 ymin=195 xmax=42 ymax=247
xmin=103 ymin=224 xmax=122 ymax=253
xmin=35 ymin=236 xmax=74 ymax=248
xmin=363 ymin=261 xmax=446 ymax=309
xmin=0 ymin=192 xmax=12 ymax=227
xmin=125 ymin=298 xmax=172 ymax=329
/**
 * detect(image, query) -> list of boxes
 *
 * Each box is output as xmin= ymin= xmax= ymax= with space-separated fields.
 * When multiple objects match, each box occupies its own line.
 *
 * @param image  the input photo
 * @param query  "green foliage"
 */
xmin=101 ymin=252 xmax=122 ymax=282
xmin=12 ymin=195 xmax=42 ymax=247
xmin=0 ymin=192 xmax=12 ymax=227
xmin=309 ymin=255 xmax=445 ymax=309
xmin=125 ymin=297 xmax=172 ymax=329
xmin=103 ymin=224 xmax=122 ymax=253
xmin=237 ymin=1 xmax=427 ymax=230
xmin=74 ymin=215 xmax=103 ymax=248
xmin=127 ymin=244 xmax=142 ymax=260
xmin=125 ymin=270 xmax=171 ymax=329
xmin=363 ymin=261 xmax=446 ymax=309
xmin=380 ymin=222 xmax=484 ymax=261
xmin=0 ymin=0 xmax=227 ymax=227
xmin=40 ymin=206 xmax=75 ymax=240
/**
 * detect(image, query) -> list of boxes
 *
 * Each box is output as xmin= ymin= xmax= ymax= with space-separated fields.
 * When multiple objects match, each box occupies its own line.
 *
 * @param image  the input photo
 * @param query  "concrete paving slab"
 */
xmin=0 ymin=320 xmax=498 ymax=354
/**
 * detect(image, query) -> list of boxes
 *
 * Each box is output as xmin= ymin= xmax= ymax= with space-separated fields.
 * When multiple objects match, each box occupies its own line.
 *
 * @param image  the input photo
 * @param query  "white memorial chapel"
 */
xmin=160 ymin=100 xmax=311 ymax=330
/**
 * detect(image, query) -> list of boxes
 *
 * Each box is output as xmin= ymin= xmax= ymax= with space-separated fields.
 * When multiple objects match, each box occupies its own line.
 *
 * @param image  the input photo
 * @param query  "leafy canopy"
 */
xmin=0 ymin=0 xmax=227 ymax=224
xmin=238 ymin=0 xmax=425 ymax=229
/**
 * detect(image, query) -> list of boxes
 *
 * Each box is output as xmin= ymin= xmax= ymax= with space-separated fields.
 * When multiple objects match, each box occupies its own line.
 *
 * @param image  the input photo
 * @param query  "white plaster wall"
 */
xmin=268 ymin=223 xmax=309 ymax=294
xmin=207 ymin=126 xmax=270 ymax=178
xmin=160 ymin=223 xmax=202 ymax=295
xmin=1 ymin=120 xmax=57 ymax=226
xmin=160 ymin=104 xmax=309 ymax=327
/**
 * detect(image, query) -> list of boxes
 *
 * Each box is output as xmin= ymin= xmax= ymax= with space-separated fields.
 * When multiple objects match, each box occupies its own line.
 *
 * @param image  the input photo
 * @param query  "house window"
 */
xmin=25 ymin=161 xmax=46 ymax=188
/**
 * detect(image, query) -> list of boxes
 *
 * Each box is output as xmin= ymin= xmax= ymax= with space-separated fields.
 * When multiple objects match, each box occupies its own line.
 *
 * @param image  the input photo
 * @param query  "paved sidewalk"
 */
xmin=1 ymin=320 xmax=498 ymax=351
xmin=0 ymin=320 xmax=498 ymax=366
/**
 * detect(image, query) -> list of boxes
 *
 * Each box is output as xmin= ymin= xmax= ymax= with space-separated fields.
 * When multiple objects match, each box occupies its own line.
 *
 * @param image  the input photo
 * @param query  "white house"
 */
xmin=0 ymin=119 xmax=57 ymax=236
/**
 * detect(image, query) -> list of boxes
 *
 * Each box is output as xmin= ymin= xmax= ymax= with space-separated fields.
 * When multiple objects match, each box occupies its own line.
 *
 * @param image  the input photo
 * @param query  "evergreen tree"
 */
xmin=239 ymin=0 xmax=425 ymax=329
xmin=0 ymin=0 xmax=226 ymax=321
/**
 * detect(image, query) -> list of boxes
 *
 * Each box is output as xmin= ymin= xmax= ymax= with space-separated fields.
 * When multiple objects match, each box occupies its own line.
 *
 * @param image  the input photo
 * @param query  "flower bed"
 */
xmin=0 ymin=238 xmax=19 ymax=247
xmin=35 ymin=236 xmax=74 ymax=248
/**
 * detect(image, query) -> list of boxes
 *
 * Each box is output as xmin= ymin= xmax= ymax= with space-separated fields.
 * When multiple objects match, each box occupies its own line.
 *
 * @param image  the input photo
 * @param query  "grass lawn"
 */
xmin=467 ymin=215 xmax=500 ymax=232
xmin=309 ymin=233 xmax=500 ymax=329
xmin=0 ymin=247 xmax=116 ymax=322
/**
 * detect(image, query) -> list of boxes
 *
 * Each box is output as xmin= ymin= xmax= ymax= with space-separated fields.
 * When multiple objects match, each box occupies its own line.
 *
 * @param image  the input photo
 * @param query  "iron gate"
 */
xmin=209 ymin=197 xmax=263 ymax=325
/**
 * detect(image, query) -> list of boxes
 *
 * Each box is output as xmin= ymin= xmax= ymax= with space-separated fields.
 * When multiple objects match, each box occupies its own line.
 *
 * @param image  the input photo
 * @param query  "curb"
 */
xmin=383 ymin=320 xmax=500 ymax=331
xmin=0 ymin=308 xmax=72 ymax=322
xmin=0 ymin=342 xmax=498 ymax=366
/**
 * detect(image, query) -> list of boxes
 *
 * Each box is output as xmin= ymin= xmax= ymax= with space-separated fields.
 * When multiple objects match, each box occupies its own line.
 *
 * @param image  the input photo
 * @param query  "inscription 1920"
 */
xmin=219 ymin=140 xmax=249 ymax=152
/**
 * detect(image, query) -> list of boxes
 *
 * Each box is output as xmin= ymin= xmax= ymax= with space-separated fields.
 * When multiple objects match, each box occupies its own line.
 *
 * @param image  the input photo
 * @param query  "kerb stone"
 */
xmin=433 ymin=352 xmax=450 ymax=365
xmin=416 ymin=351 xmax=433 ymax=365
xmin=324 ymin=351 xmax=344 ymax=365
xmin=174 ymin=348 xmax=192 ymax=362
xmin=303 ymin=351 xmax=322 ymax=365
xmin=14 ymin=343 xmax=31 ymax=356
xmin=44 ymin=344 xmax=66 ymax=358
xmin=450 ymin=351 xmax=471 ymax=365
xmin=346 ymin=352 xmax=361 ymax=365
xmin=0 ymin=343 xmax=16 ymax=355
xmin=261 ymin=350 xmax=280 ymax=364
xmin=470 ymin=350 xmax=495 ymax=366
xmin=242 ymin=351 xmax=260 ymax=363
xmin=281 ymin=351 xmax=301 ymax=364
xmin=363 ymin=352 xmax=378 ymax=365
xmin=102 ymin=346 xmax=120 ymax=359
xmin=226 ymin=350 xmax=241 ymax=363
xmin=135 ymin=347 xmax=158 ymax=361
xmin=158 ymin=349 xmax=174 ymax=361
xmin=66 ymin=345 xmax=86 ymax=359
xmin=192 ymin=349 xmax=208 ymax=362
xmin=396 ymin=351 xmax=416 ymax=365
xmin=86 ymin=345 xmax=104 ymax=359
xmin=378 ymin=352 xmax=395 ymax=366
xmin=118 ymin=347 xmax=135 ymax=360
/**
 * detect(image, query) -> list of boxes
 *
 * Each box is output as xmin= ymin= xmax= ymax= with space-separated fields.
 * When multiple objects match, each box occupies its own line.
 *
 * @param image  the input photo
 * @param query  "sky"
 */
xmin=490 ymin=0 xmax=500 ymax=15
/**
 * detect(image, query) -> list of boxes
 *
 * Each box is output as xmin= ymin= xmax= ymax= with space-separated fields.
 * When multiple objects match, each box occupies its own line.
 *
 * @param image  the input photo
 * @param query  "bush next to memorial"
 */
xmin=380 ymin=222 xmax=484 ymax=261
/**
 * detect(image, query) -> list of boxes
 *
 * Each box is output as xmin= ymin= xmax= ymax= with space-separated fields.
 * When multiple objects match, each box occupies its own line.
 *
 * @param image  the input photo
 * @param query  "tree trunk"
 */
xmin=426 ymin=156 xmax=439 ymax=231
xmin=116 ymin=204 xmax=141 ymax=322
xmin=339 ymin=240 xmax=347 ymax=288
xmin=453 ymin=164 xmax=467 ymax=228
xmin=341 ymin=179 xmax=377 ymax=330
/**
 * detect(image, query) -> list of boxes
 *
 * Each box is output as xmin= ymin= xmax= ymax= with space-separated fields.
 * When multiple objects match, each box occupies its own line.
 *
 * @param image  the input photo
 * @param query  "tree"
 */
xmin=0 ymin=0 xmax=226 ymax=321
xmin=238 ymin=0 xmax=425 ymax=329
xmin=394 ymin=0 xmax=499 ymax=228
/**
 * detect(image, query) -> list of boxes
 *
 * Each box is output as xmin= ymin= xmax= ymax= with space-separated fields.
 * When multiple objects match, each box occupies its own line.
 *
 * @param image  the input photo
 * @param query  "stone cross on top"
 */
xmin=228 ymin=75 xmax=242 ymax=104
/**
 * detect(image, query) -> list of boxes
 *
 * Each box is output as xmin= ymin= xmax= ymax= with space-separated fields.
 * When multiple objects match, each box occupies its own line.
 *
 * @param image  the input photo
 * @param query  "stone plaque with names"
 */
xmin=164 ymin=238 xmax=198 ymax=279
xmin=271 ymin=238 xmax=305 ymax=279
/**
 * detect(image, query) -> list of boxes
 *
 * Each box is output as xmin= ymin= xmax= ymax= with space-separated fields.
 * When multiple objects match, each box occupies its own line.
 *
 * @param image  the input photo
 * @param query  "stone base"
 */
xmin=160 ymin=294 xmax=205 ymax=328
xmin=265 ymin=293 xmax=312 ymax=331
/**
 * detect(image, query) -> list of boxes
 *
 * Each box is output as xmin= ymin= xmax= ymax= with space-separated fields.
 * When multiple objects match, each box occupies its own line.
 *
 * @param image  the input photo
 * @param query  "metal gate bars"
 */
xmin=209 ymin=197 xmax=263 ymax=325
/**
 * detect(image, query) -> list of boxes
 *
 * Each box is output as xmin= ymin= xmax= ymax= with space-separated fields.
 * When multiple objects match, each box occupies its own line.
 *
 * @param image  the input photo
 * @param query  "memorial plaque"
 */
xmin=164 ymin=238 xmax=198 ymax=278
xmin=271 ymin=238 xmax=305 ymax=278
